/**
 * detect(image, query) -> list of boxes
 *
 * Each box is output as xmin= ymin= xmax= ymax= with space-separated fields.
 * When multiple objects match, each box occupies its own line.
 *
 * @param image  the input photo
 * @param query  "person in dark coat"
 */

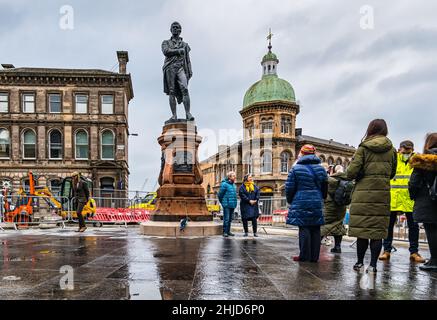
xmin=218 ymin=171 xmax=238 ymax=237
xmin=286 ymin=144 xmax=328 ymax=263
xmin=409 ymin=133 xmax=437 ymax=272
xmin=346 ymin=119 xmax=397 ymax=273
xmin=239 ymin=174 xmax=260 ymax=237
xmin=72 ymin=172 xmax=90 ymax=233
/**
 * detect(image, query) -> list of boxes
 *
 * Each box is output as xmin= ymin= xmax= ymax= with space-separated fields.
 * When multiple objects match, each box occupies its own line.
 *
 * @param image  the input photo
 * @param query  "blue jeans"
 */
xmin=223 ymin=207 xmax=234 ymax=235
xmin=383 ymin=211 xmax=419 ymax=254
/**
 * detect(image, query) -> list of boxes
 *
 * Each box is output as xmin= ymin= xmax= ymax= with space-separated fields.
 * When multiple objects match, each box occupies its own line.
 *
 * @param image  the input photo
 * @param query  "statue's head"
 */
xmin=170 ymin=22 xmax=182 ymax=37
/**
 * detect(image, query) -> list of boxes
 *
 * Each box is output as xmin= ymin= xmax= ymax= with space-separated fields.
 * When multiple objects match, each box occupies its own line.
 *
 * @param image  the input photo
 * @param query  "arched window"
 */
xmin=101 ymin=130 xmax=115 ymax=160
xmin=244 ymin=153 xmax=253 ymax=174
xmin=261 ymin=151 xmax=272 ymax=173
xmin=280 ymin=152 xmax=291 ymax=173
xmin=100 ymin=177 xmax=115 ymax=191
xmin=49 ymin=178 xmax=62 ymax=196
xmin=0 ymin=128 xmax=10 ymax=159
xmin=319 ymin=154 xmax=326 ymax=163
xmin=75 ymin=130 xmax=89 ymax=160
xmin=0 ymin=178 xmax=12 ymax=190
xmin=328 ymin=156 xmax=334 ymax=166
xmin=336 ymin=158 xmax=343 ymax=166
xmin=261 ymin=117 xmax=273 ymax=134
xmin=22 ymin=129 xmax=36 ymax=159
xmin=281 ymin=117 xmax=292 ymax=134
xmin=49 ymin=129 xmax=63 ymax=159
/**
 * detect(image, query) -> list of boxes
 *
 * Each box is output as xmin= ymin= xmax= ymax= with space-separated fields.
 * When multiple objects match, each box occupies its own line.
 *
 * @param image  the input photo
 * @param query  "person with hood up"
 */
xmin=409 ymin=133 xmax=437 ymax=272
xmin=321 ymin=165 xmax=349 ymax=253
xmin=218 ymin=171 xmax=238 ymax=237
xmin=346 ymin=119 xmax=397 ymax=273
xmin=286 ymin=144 xmax=328 ymax=263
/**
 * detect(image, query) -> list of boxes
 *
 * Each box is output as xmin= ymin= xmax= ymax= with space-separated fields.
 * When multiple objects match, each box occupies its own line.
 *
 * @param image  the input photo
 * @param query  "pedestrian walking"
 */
xmin=239 ymin=174 xmax=260 ymax=237
xmin=409 ymin=133 xmax=437 ymax=272
xmin=286 ymin=144 xmax=328 ymax=262
xmin=72 ymin=172 xmax=90 ymax=233
xmin=321 ymin=165 xmax=350 ymax=253
xmin=380 ymin=140 xmax=426 ymax=263
xmin=218 ymin=171 xmax=238 ymax=238
xmin=346 ymin=119 xmax=397 ymax=273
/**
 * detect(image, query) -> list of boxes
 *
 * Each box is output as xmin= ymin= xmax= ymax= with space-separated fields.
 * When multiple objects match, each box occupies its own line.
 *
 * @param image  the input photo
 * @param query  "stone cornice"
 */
xmin=0 ymin=72 xmax=134 ymax=101
xmin=239 ymin=100 xmax=300 ymax=118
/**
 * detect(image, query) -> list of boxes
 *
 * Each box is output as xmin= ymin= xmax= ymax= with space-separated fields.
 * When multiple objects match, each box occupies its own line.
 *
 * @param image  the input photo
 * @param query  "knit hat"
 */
xmin=300 ymin=144 xmax=316 ymax=155
xmin=400 ymin=140 xmax=414 ymax=149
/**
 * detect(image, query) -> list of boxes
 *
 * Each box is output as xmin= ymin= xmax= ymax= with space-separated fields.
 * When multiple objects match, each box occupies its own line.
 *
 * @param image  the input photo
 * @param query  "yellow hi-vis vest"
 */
xmin=390 ymin=152 xmax=415 ymax=212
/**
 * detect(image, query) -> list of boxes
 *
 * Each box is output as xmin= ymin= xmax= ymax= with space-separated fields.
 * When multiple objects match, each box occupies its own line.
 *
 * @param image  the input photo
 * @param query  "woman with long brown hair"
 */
xmin=346 ymin=119 xmax=397 ymax=273
xmin=409 ymin=133 xmax=437 ymax=271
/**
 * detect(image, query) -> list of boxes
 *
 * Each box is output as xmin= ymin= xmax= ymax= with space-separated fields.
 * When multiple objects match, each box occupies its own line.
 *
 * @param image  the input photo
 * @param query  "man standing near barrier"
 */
xmin=72 ymin=172 xmax=89 ymax=233
xmin=379 ymin=140 xmax=426 ymax=263
xmin=218 ymin=171 xmax=238 ymax=238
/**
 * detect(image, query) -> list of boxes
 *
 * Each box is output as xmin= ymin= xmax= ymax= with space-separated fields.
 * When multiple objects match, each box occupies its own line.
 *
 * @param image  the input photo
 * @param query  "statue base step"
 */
xmin=140 ymin=221 xmax=223 ymax=237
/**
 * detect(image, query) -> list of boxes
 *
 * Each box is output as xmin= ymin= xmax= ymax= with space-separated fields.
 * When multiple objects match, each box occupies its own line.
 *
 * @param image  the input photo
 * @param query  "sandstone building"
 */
xmin=0 ymin=51 xmax=133 ymax=199
xmin=200 ymin=44 xmax=355 ymax=210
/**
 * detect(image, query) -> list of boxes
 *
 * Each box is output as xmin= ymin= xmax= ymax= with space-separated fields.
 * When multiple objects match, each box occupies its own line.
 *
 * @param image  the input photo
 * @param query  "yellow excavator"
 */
xmin=1 ymin=172 xmax=96 ymax=223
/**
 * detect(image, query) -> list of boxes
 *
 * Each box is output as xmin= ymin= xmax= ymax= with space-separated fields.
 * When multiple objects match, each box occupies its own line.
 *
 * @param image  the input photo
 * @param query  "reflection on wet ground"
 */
xmin=0 ymin=228 xmax=436 ymax=300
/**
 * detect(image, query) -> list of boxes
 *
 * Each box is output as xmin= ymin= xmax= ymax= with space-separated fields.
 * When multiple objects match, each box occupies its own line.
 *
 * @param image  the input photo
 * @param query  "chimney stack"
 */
xmin=116 ymin=51 xmax=129 ymax=74
xmin=1 ymin=64 xmax=15 ymax=69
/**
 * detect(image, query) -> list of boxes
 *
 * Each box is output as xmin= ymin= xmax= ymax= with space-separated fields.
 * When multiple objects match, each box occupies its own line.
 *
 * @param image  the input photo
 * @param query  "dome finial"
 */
xmin=267 ymin=28 xmax=273 ymax=52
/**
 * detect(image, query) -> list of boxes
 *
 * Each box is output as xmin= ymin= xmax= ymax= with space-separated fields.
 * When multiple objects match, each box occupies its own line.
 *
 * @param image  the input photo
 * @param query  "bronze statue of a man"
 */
xmin=162 ymin=22 xmax=194 ymax=122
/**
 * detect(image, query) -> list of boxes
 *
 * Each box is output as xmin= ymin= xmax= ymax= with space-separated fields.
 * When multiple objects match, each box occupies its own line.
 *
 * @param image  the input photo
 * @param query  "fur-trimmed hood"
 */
xmin=410 ymin=150 xmax=437 ymax=172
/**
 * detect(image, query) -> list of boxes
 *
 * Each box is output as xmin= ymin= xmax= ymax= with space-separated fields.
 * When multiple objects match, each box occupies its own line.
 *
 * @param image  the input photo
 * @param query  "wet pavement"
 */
xmin=0 ymin=227 xmax=436 ymax=300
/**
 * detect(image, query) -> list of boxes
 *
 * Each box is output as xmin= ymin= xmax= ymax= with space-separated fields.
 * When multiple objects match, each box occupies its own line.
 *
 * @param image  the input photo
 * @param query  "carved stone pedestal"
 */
xmin=151 ymin=120 xmax=214 ymax=223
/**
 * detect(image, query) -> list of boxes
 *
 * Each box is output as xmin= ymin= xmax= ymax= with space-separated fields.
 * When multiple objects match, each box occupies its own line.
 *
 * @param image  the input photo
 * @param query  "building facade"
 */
xmin=0 ymin=51 xmax=133 ymax=198
xmin=200 ymin=44 xmax=356 ymax=209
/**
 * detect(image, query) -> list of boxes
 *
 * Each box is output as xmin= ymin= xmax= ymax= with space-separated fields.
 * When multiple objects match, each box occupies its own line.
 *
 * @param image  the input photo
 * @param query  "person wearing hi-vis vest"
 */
xmin=379 ymin=140 xmax=426 ymax=263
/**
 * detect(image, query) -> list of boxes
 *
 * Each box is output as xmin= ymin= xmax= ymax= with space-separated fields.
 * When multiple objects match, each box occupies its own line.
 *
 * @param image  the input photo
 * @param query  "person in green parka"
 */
xmin=321 ymin=165 xmax=348 ymax=253
xmin=346 ymin=119 xmax=397 ymax=273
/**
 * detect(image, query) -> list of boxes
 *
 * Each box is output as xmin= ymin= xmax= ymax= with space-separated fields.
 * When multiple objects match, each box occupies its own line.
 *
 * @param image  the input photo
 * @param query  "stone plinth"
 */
xmin=140 ymin=221 xmax=223 ymax=237
xmin=151 ymin=120 xmax=212 ymax=222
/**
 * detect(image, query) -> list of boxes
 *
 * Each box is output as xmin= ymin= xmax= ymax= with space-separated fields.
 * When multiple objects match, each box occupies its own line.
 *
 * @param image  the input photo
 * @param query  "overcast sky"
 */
xmin=1 ymin=0 xmax=436 ymax=191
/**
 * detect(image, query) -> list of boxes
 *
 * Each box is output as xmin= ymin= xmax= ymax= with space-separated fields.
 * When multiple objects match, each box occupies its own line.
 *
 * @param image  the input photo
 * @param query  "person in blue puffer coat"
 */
xmin=286 ymin=144 xmax=328 ymax=262
xmin=218 ymin=171 xmax=238 ymax=237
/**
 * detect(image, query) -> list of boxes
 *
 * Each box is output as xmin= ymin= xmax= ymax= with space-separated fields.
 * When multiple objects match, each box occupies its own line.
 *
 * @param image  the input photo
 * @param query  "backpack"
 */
xmin=428 ymin=175 xmax=437 ymax=202
xmin=332 ymin=179 xmax=354 ymax=206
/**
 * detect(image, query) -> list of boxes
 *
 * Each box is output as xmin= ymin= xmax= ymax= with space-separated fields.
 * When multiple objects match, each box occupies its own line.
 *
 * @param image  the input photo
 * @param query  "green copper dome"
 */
xmin=262 ymin=51 xmax=278 ymax=63
xmin=243 ymin=74 xmax=296 ymax=109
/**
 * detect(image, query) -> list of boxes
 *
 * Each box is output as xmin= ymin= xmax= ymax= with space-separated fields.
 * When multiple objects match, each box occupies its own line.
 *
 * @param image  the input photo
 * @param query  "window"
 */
xmin=281 ymin=152 xmax=291 ymax=173
xmin=49 ymin=129 xmax=63 ymax=159
xmin=0 ymin=93 xmax=8 ymax=113
xmin=101 ymin=95 xmax=114 ymax=114
xmin=49 ymin=93 xmax=62 ymax=113
xmin=100 ymin=177 xmax=115 ymax=190
xmin=75 ymin=130 xmax=89 ymax=160
xmin=75 ymin=94 xmax=88 ymax=114
xmin=49 ymin=179 xmax=62 ymax=196
xmin=0 ymin=179 xmax=12 ymax=190
xmin=261 ymin=118 xmax=273 ymax=134
xmin=281 ymin=117 xmax=291 ymax=134
xmin=101 ymin=130 xmax=115 ymax=160
xmin=328 ymin=157 xmax=334 ymax=165
xmin=244 ymin=153 xmax=253 ymax=174
xmin=336 ymin=158 xmax=343 ymax=165
xmin=319 ymin=155 xmax=326 ymax=163
xmin=0 ymin=128 xmax=10 ymax=158
xmin=22 ymin=130 xmax=36 ymax=159
xmin=261 ymin=151 xmax=272 ymax=173
xmin=22 ymin=93 xmax=35 ymax=113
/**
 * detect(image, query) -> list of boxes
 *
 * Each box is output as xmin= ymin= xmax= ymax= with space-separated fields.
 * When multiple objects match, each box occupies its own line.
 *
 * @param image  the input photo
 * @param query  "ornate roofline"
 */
xmin=240 ymin=100 xmax=299 ymax=118
xmin=0 ymin=70 xmax=134 ymax=101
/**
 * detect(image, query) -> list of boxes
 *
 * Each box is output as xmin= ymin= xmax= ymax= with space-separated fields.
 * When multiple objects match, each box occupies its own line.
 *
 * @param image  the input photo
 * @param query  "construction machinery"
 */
xmin=1 ymin=171 xmax=96 ymax=225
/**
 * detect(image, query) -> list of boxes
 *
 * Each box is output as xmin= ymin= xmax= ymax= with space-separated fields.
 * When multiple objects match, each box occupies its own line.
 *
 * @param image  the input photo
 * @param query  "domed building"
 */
xmin=201 ymin=41 xmax=355 ymax=212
